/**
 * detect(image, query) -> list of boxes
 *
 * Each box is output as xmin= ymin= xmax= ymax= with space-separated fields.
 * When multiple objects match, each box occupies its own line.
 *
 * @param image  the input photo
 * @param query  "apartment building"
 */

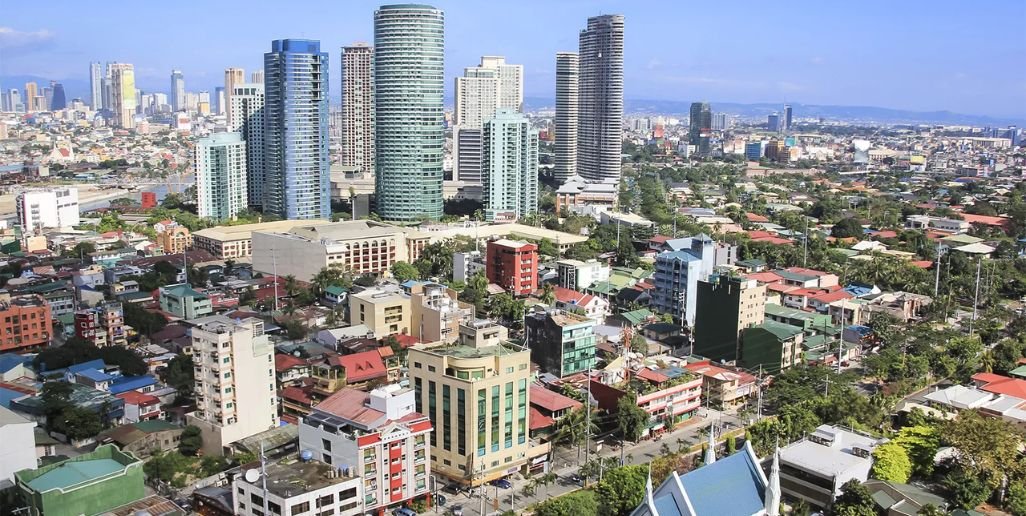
xmin=232 ymin=458 xmax=362 ymax=516
xmin=74 ymin=302 xmax=127 ymax=347
xmin=0 ymin=295 xmax=52 ymax=353
xmin=693 ymin=274 xmax=766 ymax=363
xmin=524 ymin=308 xmax=597 ymax=378
xmin=485 ymin=239 xmax=538 ymax=296
xmin=410 ymin=283 xmax=474 ymax=344
xmin=348 ymin=286 xmax=411 ymax=337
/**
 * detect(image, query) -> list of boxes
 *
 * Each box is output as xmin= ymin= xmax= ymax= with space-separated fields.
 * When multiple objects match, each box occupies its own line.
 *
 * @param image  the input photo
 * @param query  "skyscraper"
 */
xmin=224 ymin=67 xmax=244 ymax=124
xmin=250 ymin=70 xmax=264 ymax=84
xmin=89 ymin=62 xmax=103 ymax=110
xmin=170 ymin=70 xmax=185 ymax=112
xmin=483 ymin=109 xmax=539 ymax=222
xmin=784 ymin=104 xmax=793 ymax=131
xmin=374 ymin=4 xmax=445 ymax=222
xmin=577 ymin=14 xmax=624 ymax=182
xmin=554 ymin=52 xmax=579 ymax=183
xmin=263 ymin=39 xmax=330 ymax=220
xmin=215 ymin=87 xmax=226 ymax=115
xmin=50 ymin=83 xmax=66 ymax=111
xmin=689 ymin=102 xmax=712 ymax=156
xmin=108 ymin=63 xmax=136 ymax=128
xmin=767 ymin=113 xmax=781 ymax=133
xmin=453 ymin=56 xmax=523 ymax=186
xmin=195 ymin=132 xmax=248 ymax=222
xmin=23 ymin=82 xmax=38 ymax=112
xmin=340 ymin=44 xmax=375 ymax=176
xmin=229 ymin=83 xmax=266 ymax=208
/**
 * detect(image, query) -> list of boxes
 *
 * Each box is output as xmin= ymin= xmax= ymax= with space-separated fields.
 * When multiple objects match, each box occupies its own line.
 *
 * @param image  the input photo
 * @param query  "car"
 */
xmin=568 ymin=473 xmax=584 ymax=485
xmin=491 ymin=478 xmax=513 ymax=489
xmin=450 ymin=505 xmax=463 ymax=516
xmin=392 ymin=508 xmax=417 ymax=516
xmin=435 ymin=494 xmax=447 ymax=507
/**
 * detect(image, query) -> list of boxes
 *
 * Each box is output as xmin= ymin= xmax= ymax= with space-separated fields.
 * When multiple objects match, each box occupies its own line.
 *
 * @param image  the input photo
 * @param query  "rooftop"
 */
xmin=780 ymin=424 xmax=884 ymax=478
xmin=237 ymin=458 xmax=355 ymax=499
xmin=420 ymin=340 xmax=527 ymax=360
xmin=283 ymin=220 xmax=418 ymax=242
xmin=193 ymin=219 xmax=334 ymax=242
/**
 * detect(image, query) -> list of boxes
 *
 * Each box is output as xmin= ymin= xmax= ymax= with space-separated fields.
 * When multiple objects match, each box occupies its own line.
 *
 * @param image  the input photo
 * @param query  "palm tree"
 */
xmin=980 ymin=350 xmax=996 ymax=373
xmin=540 ymin=283 xmax=555 ymax=305
xmin=283 ymin=275 xmax=299 ymax=298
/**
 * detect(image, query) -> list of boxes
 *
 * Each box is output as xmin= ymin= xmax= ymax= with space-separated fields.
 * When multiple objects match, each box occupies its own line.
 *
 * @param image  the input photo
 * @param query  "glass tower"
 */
xmin=373 ymin=4 xmax=445 ymax=222
xmin=263 ymin=39 xmax=330 ymax=220
xmin=577 ymin=14 xmax=624 ymax=182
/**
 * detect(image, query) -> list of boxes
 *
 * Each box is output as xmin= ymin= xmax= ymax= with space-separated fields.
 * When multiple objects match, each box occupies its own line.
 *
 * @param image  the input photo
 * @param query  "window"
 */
xmin=267 ymin=501 xmax=281 ymax=515
xmin=428 ymin=381 xmax=437 ymax=446
xmin=322 ymin=438 xmax=332 ymax=452
xmin=318 ymin=494 xmax=334 ymax=506
xmin=457 ymin=388 xmax=467 ymax=455
xmin=250 ymin=493 xmax=264 ymax=506
xmin=491 ymin=385 xmax=500 ymax=451
xmin=414 ymin=362 xmax=421 ymax=369
xmin=442 ymin=384 xmax=451 ymax=451
xmin=477 ymin=388 xmax=487 ymax=455
xmin=291 ymin=502 xmax=310 ymax=514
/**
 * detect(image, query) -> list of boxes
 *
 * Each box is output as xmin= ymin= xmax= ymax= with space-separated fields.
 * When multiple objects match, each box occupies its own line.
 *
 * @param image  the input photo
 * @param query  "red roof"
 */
xmin=554 ymin=286 xmax=596 ymax=307
xmin=275 ymin=354 xmax=308 ymax=373
xmin=746 ymin=213 xmax=769 ymax=223
xmin=911 ymin=260 xmax=934 ymax=269
xmin=336 ymin=350 xmax=387 ymax=383
xmin=810 ymin=290 xmax=853 ymax=304
xmin=766 ymin=283 xmax=796 ymax=293
xmin=960 ymin=214 xmax=1010 ymax=228
xmin=116 ymin=391 xmax=160 ymax=406
xmin=391 ymin=334 xmax=421 ymax=348
xmin=872 ymin=230 xmax=899 ymax=239
xmin=747 ymin=230 xmax=777 ymax=239
xmin=648 ymin=235 xmax=671 ymax=244
xmin=315 ymin=388 xmax=383 ymax=426
xmin=748 ymin=271 xmax=783 ymax=284
xmin=530 ymin=385 xmax=582 ymax=413
xmin=529 ymin=407 xmax=554 ymax=431
xmin=751 ymin=236 xmax=794 ymax=245
xmin=972 ymin=373 xmax=1026 ymax=399
xmin=281 ymin=385 xmax=314 ymax=406
xmin=785 ymin=267 xmax=832 ymax=277
xmin=636 ymin=368 xmax=669 ymax=384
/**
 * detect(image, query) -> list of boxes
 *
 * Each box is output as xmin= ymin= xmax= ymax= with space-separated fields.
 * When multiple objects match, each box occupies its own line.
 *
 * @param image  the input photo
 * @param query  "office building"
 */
xmin=554 ymin=52 xmax=579 ymax=183
xmin=159 ymin=283 xmax=212 ymax=319
xmin=341 ymin=44 xmax=375 ymax=176
xmin=739 ymin=321 xmax=804 ymax=375
xmin=408 ymin=338 xmax=534 ymax=485
xmin=347 ymin=284 xmax=412 ymax=337
xmin=15 ymin=445 xmax=144 ymax=516
xmin=784 ymin=104 xmax=793 ymax=131
xmin=16 ymin=187 xmax=80 ymax=230
xmin=650 ymin=235 xmax=736 ymax=327
xmin=485 ymin=239 xmax=538 ymax=296
xmin=693 ymin=274 xmax=765 ymax=363
xmin=23 ymin=82 xmax=39 ymax=112
xmin=0 ymin=295 xmax=52 ymax=353
xmin=90 ymin=62 xmax=103 ymax=109
xmin=299 ymin=384 xmax=432 ymax=512
xmin=170 ymin=69 xmax=185 ymax=112
xmin=410 ymin=282 xmax=474 ymax=344
xmin=3 ymin=88 xmax=21 ymax=112
xmin=712 ymin=112 xmax=728 ymax=131
xmin=250 ymin=69 xmax=264 ymax=83
xmin=525 ymin=308 xmax=597 ymax=377
xmin=689 ymin=102 xmax=712 ymax=156
xmin=767 ymin=113 xmax=781 ymax=133
xmin=50 ymin=83 xmax=66 ymax=111
xmin=779 ymin=425 xmax=885 ymax=508
xmin=232 ymin=458 xmax=362 ymax=516
xmin=454 ymin=56 xmax=523 ymax=185
xmin=373 ymin=4 xmax=445 ymax=222
xmin=108 ymin=63 xmax=136 ymax=128
xmin=577 ymin=15 xmax=624 ymax=182
xmin=482 ymin=109 xmax=539 ymax=222
xmin=186 ymin=315 xmax=278 ymax=455
xmin=263 ymin=39 xmax=330 ymax=220
xmin=745 ymin=141 xmax=764 ymax=161
xmin=229 ymin=83 xmax=266 ymax=208
xmin=195 ymin=132 xmax=248 ymax=222
xmin=215 ymin=87 xmax=225 ymax=115
xmin=224 ymin=67 xmax=244 ymax=124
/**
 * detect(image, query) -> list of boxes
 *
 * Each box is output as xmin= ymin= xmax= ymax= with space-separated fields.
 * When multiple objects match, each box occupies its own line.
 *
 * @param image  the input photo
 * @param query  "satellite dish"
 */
xmin=244 ymin=469 xmax=260 ymax=483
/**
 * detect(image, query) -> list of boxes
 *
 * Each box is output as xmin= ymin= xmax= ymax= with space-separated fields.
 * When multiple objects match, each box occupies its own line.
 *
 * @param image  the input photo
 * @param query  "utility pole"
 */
xmin=970 ymin=256 xmax=982 ymax=336
xmin=802 ymin=215 xmax=809 ymax=267
xmin=585 ymin=371 xmax=592 ymax=469
xmin=934 ymin=242 xmax=943 ymax=297
xmin=272 ymin=249 xmax=279 ymax=313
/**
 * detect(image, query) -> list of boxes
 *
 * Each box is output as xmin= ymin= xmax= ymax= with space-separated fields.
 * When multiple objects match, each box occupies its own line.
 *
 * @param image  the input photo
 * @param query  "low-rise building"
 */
xmin=16 ymin=187 xmax=80 ymax=231
xmin=348 ymin=285 xmax=411 ymax=337
xmin=525 ymin=308 xmax=597 ymax=377
xmin=778 ymin=424 xmax=886 ymax=509
xmin=410 ymin=283 xmax=474 ymax=344
xmin=156 ymin=223 xmax=192 ymax=255
xmin=15 ymin=444 xmax=145 ymax=516
xmin=299 ymin=384 xmax=432 ymax=512
xmin=159 ymin=283 xmax=212 ymax=319
xmin=0 ymin=295 xmax=52 ymax=353
xmin=96 ymin=420 xmax=183 ymax=459
xmin=232 ymin=457 xmax=362 ymax=516
xmin=192 ymin=219 xmax=335 ymax=259
xmin=693 ymin=274 xmax=765 ymax=363
xmin=684 ymin=360 xmax=757 ymax=408
xmin=0 ymin=405 xmax=37 ymax=488
xmin=555 ymin=259 xmax=610 ymax=290
xmin=74 ymin=302 xmax=128 ymax=347
xmin=739 ymin=321 xmax=804 ymax=375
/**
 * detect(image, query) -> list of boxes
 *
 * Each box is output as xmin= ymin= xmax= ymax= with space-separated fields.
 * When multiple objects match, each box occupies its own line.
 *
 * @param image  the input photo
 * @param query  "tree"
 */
xmin=1005 ymin=480 xmax=1026 ymax=516
xmin=283 ymin=319 xmax=308 ymax=340
xmin=537 ymin=238 xmax=559 ymax=258
xmin=553 ymin=406 xmax=598 ymax=460
xmin=52 ymin=406 xmax=103 ymax=440
xmin=540 ymin=283 xmax=556 ymax=305
xmin=832 ymin=479 xmax=877 ymax=516
xmin=391 ymin=261 xmax=420 ymax=283
xmin=179 ymin=425 xmax=203 ymax=456
xmin=162 ymin=354 xmax=195 ymax=400
xmin=595 ymin=465 xmax=647 ymax=516
xmin=123 ymin=301 xmax=167 ymax=337
xmin=891 ymin=425 xmax=940 ymax=477
xmin=831 ymin=217 xmax=864 ymax=239
xmin=630 ymin=334 xmax=649 ymax=356
xmin=943 ymin=410 xmax=1024 ymax=490
xmin=535 ymin=490 xmax=598 ymax=516
xmin=871 ymin=441 xmax=913 ymax=483
xmin=942 ymin=467 xmax=991 ymax=510
xmin=615 ymin=394 xmax=650 ymax=442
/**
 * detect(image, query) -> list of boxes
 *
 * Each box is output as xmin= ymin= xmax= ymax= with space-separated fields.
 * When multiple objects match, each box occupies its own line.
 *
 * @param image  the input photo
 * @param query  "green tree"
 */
xmin=871 ymin=441 xmax=913 ymax=483
xmin=123 ymin=301 xmax=167 ymax=337
xmin=596 ymin=465 xmax=647 ymax=516
xmin=832 ymin=479 xmax=877 ymax=516
xmin=944 ymin=409 xmax=1024 ymax=490
xmin=178 ymin=425 xmax=203 ymax=456
xmin=1005 ymin=480 xmax=1026 ymax=516
xmin=831 ymin=217 xmax=864 ymax=239
xmin=537 ymin=238 xmax=559 ymax=258
xmin=162 ymin=354 xmax=195 ymax=400
xmin=616 ymin=394 xmax=650 ymax=442
xmin=630 ymin=334 xmax=649 ymax=356
xmin=942 ymin=467 xmax=991 ymax=510
xmin=891 ymin=425 xmax=940 ymax=477
xmin=52 ymin=406 xmax=103 ymax=440
xmin=535 ymin=490 xmax=598 ymax=516
xmin=391 ymin=261 xmax=420 ymax=283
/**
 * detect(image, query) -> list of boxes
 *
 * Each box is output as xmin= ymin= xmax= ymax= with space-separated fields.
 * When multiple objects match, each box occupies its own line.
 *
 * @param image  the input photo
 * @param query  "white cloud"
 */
xmin=0 ymin=27 xmax=56 ymax=50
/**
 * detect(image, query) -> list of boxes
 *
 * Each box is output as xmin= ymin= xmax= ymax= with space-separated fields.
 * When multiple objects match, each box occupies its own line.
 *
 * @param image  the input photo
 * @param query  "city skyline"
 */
xmin=1 ymin=1 xmax=1023 ymax=119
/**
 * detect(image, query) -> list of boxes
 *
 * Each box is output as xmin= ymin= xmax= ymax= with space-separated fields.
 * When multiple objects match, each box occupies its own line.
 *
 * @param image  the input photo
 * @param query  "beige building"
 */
xmin=348 ymin=285 xmax=412 ymax=337
xmin=185 ymin=315 xmax=278 ymax=455
xmin=191 ymin=219 xmax=334 ymax=259
xmin=408 ymin=337 xmax=545 ymax=485
xmin=156 ymin=225 xmax=191 ymax=255
xmin=251 ymin=220 xmax=430 ymax=281
xmin=410 ymin=283 xmax=475 ymax=344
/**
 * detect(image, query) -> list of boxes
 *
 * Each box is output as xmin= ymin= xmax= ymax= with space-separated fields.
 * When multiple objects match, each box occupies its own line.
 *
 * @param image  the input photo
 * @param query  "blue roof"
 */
xmin=658 ymin=250 xmax=700 ymax=263
xmin=0 ymin=386 xmax=27 ymax=408
xmin=108 ymin=375 xmax=157 ymax=395
xmin=0 ymin=353 xmax=30 ymax=374
xmin=678 ymin=447 xmax=767 ymax=516
xmin=76 ymin=368 xmax=115 ymax=383
xmin=45 ymin=359 xmax=107 ymax=375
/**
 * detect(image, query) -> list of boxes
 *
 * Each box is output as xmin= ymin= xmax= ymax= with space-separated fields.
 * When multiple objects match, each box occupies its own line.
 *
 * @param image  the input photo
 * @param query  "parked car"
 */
xmin=435 ymin=494 xmax=448 ymax=507
xmin=450 ymin=505 xmax=463 ymax=516
xmin=490 ymin=478 xmax=513 ymax=489
xmin=393 ymin=508 xmax=417 ymax=516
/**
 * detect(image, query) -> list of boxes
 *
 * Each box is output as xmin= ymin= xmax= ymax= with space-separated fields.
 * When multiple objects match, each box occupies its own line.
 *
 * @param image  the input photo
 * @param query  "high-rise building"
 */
xmin=263 ymin=39 xmax=330 ymax=220
xmin=229 ymin=83 xmax=266 ymax=208
xmin=650 ymin=234 xmax=737 ymax=327
xmin=108 ymin=63 xmax=136 ymax=128
xmin=340 ymin=44 xmax=375 ymax=176
xmin=482 ymin=109 xmax=538 ymax=222
xmin=693 ymin=273 xmax=766 ymax=363
xmin=185 ymin=315 xmax=278 ymax=455
xmin=50 ymin=83 xmax=66 ymax=111
xmin=784 ymin=104 xmax=793 ymax=131
xmin=373 ymin=4 xmax=445 ymax=222
xmin=767 ymin=113 xmax=781 ymax=133
xmin=453 ymin=56 xmax=523 ymax=185
xmin=23 ymin=82 xmax=38 ymax=112
xmin=577 ymin=15 xmax=624 ymax=182
xmin=525 ymin=308 xmax=597 ymax=377
xmin=408 ymin=335 xmax=532 ymax=485
xmin=689 ymin=102 xmax=712 ymax=156
xmin=90 ymin=62 xmax=103 ymax=109
xmin=101 ymin=73 xmax=114 ymax=113
xmin=195 ymin=132 xmax=248 ymax=222
xmin=223 ymin=67 xmax=244 ymax=124
xmin=554 ymin=52 xmax=579 ymax=183
xmin=214 ymin=87 xmax=225 ymax=115
xmin=43 ymin=84 xmax=54 ymax=111
xmin=485 ymin=239 xmax=538 ymax=296
xmin=170 ymin=70 xmax=185 ymax=112
xmin=712 ymin=112 xmax=728 ymax=131
xmin=3 ymin=89 xmax=21 ymax=112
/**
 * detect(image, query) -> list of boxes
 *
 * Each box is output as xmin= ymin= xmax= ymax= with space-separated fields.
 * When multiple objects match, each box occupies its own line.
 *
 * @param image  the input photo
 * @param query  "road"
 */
xmin=434 ymin=407 xmax=742 ymax=516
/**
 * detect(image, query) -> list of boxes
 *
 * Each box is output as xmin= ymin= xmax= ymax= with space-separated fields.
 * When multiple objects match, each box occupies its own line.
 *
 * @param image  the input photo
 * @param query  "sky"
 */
xmin=1 ymin=0 xmax=1024 ymax=118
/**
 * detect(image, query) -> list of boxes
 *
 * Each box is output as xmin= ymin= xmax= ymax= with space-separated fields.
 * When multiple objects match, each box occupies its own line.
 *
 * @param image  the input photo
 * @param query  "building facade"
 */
xmin=553 ymin=52 xmax=579 ymax=183
xmin=228 ymin=83 xmax=266 ymax=208
xmin=108 ymin=63 xmax=136 ymax=129
xmin=195 ymin=132 xmax=248 ymax=222
xmin=576 ymin=15 xmax=624 ymax=182
xmin=159 ymin=283 xmax=212 ymax=319
xmin=650 ymin=235 xmax=736 ymax=327
xmin=263 ymin=39 xmax=331 ymax=220
xmin=0 ymin=295 xmax=52 ymax=353
xmin=186 ymin=316 xmax=278 ymax=455
xmin=16 ymin=187 xmax=79 ymax=231
xmin=689 ymin=102 xmax=712 ymax=156
xmin=525 ymin=309 xmax=597 ymax=377
xmin=74 ymin=302 xmax=127 ymax=348
xmin=341 ymin=44 xmax=375 ymax=176
xmin=410 ymin=283 xmax=474 ymax=344
xmin=482 ymin=109 xmax=539 ymax=222
xmin=232 ymin=459 xmax=362 ymax=516
xmin=693 ymin=274 xmax=766 ymax=363
xmin=170 ymin=69 xmax=185 ymax=112
xmin=348 ymin=285 xmax=412 ymax=337
xmin=454 ymin=56 xmax=523 ymax=185
xmin=485 ymin=239 xmax=538 ymax=296
xmin=739 ymin=321 xmax=804 ymax=375
xmin=156 ymin=224 xmax=191 ymax=255
xmin=90 ymin=62 xmax=104 ymax=109
xmin=373 ymin=4 xmax=445 ymax=222
xmin=223 ymin=67 xmax=245 ymax=125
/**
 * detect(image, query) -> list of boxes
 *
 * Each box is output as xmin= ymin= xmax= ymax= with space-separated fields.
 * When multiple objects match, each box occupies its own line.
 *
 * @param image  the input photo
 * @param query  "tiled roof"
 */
xmin=116 ymin=391 xmax=160 ymax=406
xmin=529 ymin=407 xmax=554 ymax=431
xmin=313 ymin=388 xmax=384 ymax=427
xmin=636 ymin=368 xmax=670 ymax=384
xmin=529 ymin=385 xmax=582 ymax=413
xmin=972 ymin=373 xmax=1026 ymax=399
xmin=274 ymin=354 xmax=308 ymax=372
xmin=336 ymin=350 xmax=387 ymax=383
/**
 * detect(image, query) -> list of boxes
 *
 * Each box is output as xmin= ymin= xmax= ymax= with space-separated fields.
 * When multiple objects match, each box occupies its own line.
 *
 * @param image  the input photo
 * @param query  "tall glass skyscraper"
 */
xmin=689 ymin=102 xmax=711 ymax=156
xmin=89 ymin=62 xmax=103 ymax=110
xmin=263 ymin=39 xmax=330 ymax=220
xmin=577 ymin=14 xmax=624 ymax=182
xmin=374 ymin=4 xmax=445 ymax=222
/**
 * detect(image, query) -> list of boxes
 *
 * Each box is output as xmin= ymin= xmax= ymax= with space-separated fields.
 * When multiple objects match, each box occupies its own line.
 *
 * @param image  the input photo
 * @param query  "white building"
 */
xmin=229 ymin=83 xmax=266 ymax=208
xmin=778 ymin=424 xmax=886 ymax=509
xmin=556 ymin=259 xmax=610 ymax=290
xmin=16 ymin=187 xmax=79 ymax=231
xmin=233 ymin=458 xmax=362 ymax=516
xmin=340 ymin=44 xmax=375 ymax=176
xmin=482 ymin=109 xmax=539 ymax=222
xmin=195 ymin=132 xmax=248 ymax=222
xmin=453 ymin=56 xmax=524 ymax=186
xmin=0 ymin=405 xmax=37 ymax=488
xmin=299 ymin=385 xmax=432 ymax=512
xmin=453 ymin=250 xmax=485 ymax=283
xmin=186 ymin=315 xmax=278 ymax=456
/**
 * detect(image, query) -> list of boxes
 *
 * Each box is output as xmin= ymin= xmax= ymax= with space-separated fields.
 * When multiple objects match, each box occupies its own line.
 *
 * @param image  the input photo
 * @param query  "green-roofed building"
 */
xmin=764 ymin=304 xmax=833 ymax=334
xmin=1009 ymin=365 xmax=1026 ymax=380
xmin=159 ymin=283 xmax=212 ymax=319
xmin=15 ymin=444 xmax=144 ymax=516
xmin=739 ymin=320 xmax=804 ymax=375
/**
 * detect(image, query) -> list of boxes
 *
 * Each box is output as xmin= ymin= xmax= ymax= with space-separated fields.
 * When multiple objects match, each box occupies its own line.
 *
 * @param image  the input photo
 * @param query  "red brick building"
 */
xmin=140 ymin=191 xmax=157 ymax=209
xmin=485 ymin=239 xmax=538 ymax=296
xmin=0 ymin=295 xmax=52 ymax=353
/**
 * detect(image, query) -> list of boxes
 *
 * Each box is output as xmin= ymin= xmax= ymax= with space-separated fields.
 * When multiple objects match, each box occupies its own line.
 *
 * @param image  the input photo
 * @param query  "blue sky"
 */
xmin=1 ymin=0 xmax=1024 ymax=117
